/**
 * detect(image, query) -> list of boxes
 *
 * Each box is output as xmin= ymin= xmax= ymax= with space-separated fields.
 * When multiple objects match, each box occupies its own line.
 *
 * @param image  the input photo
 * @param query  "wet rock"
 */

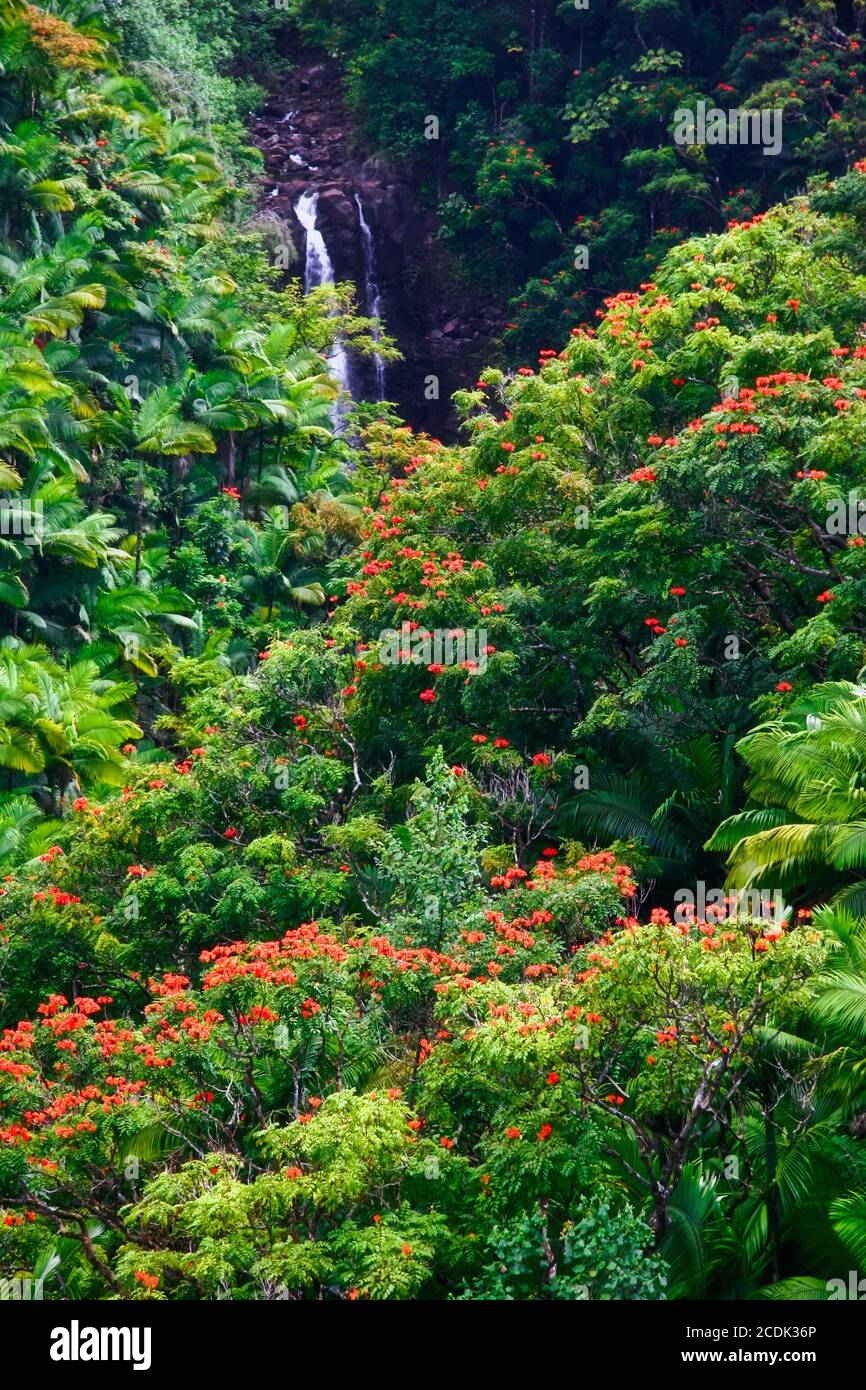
xmin=251 ymin=56 xmax=505 ymax=439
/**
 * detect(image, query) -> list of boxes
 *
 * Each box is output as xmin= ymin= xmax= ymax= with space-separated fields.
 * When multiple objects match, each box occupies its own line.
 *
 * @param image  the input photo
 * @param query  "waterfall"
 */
xmin=294 ymin=189 xmax=352 ymax=413
xmin=354 ymin=193 xmax=386 ymax=401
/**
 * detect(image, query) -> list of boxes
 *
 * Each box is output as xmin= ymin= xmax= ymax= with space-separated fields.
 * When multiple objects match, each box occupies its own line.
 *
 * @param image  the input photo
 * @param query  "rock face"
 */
xmin=250 ymin=57 xmax=504 ymax=440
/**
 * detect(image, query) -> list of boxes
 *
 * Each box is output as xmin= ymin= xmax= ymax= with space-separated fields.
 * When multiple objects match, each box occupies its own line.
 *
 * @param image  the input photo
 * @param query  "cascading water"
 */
xmin=254 ymin=59 xmax=470 ymax=439
xmin=354 ymin=193 xmax=386 ymax=401
xmin=294 ymin=189 xmax=352 ymax=416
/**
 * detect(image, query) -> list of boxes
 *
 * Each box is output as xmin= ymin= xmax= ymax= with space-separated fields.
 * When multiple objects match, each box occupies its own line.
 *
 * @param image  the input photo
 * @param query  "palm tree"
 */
xmin=803 ymin=904 xmax=866 ymax=1116
xmin=560 ymin=731 xmax=740 ymax=882
xmin=0 ymin=789 xmax=60 ymax=863
xmin=0 ymin=639 xmax=140 ymax=809
xmin=707 ymin=682 xmax=866 ymax=911
xmin=236 ymin=507 xmax=325 ymax=620
xmin=86 ymin=582 xmax=197 ymax=678
xmin=131 ymin=385 xmax=215 ymax=581
xmin=0 ymin=120 xmax=81 ymax=245
xmin=600 ymin=1064 xmax=866 ymax=1299
xmin=751 ymin=904 xmax=866 ymax=1297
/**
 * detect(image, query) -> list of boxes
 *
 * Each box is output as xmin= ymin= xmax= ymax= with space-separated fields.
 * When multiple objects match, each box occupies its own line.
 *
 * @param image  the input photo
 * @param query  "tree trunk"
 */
xmin=134 ymin=459 xmax=144 ymax=586
xmin=220 ymin=430 xmax=237 ymax=487
xmin=764 ymin=1104 xmax=781 ymax=1283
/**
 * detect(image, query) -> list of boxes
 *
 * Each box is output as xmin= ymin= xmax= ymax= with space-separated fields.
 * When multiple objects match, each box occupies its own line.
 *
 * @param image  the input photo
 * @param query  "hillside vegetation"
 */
xmin=3 ymin=0 xmax=866 ymax=1303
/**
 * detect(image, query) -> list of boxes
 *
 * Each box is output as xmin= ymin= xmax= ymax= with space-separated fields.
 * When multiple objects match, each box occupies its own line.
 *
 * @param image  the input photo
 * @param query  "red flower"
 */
xmin=493 ymin=737 xmax=510 ymax=748
xmin=505 ymin=1126 xmax=522 ymax=1140
xmin=669 ymin=585 xmax=686 ymax=597
xmin=419 ymin=689 xmax=436 ymax=703
xmin=532 ymin=752 xmax=551 ymax=766
xmin=816 ymin=590 xmax=836 ymax=604
xmin=224 ymin=827 xmax=239 ymax=840
xmin=775 ymin=681 xmax=793 ymax=692
xmin=546 ymin=1071 xmax=560 ymax=1085
xmin=293 ymin=714 xmax=307 ymax=730
xmin=127 ymin=865 xmax=147 ymax=878
xmin=537 ymin=1123 xmax=552 ymax=1141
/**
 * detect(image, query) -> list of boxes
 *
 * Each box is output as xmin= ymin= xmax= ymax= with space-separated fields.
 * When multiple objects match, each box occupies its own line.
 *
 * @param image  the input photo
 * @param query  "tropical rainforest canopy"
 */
xmin=3 ymin=0 xmax=866 ymax=1307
